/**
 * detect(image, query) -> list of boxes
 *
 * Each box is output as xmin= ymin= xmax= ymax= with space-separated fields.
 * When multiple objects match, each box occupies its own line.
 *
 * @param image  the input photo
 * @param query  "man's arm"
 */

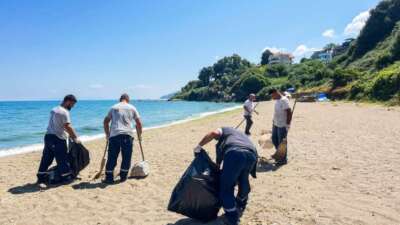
xmin=103 ymin=116 xmax=111 ymax=139
xmin=135 ymin=118 xmax=143 ymax=140
xmin=286 ymin=108 xmax=292 ymax=126
xmin=198 ymin=130 xmax=221 ymax=147
xmin=64 ymin=123 xmax=78 ymax=141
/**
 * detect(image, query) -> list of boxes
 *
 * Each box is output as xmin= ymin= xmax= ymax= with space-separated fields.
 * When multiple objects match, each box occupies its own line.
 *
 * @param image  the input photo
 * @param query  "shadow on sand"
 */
xmin=256 ymin=157 xmax=281 ymax=172
xmin=8 ymin=182 xmax=63 ymax=194
xmin=167 ymin=216 xmax=225 ymax=225
xmin=72 ymin=181 xmax=110 ymax=190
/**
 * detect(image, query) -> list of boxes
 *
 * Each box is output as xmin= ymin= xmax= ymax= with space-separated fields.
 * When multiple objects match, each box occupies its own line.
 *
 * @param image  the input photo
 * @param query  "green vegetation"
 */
xmin=171 ymin=0 xmax=400 ymax=105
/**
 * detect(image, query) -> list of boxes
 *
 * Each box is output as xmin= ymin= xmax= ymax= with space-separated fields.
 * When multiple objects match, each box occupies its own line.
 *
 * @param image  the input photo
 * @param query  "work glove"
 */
xmin=193 ymin=145 xmax=202 ymax=155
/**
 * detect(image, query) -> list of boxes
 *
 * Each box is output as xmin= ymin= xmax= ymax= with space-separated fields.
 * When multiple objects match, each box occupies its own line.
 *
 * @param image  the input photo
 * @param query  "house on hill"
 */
xmin=311 ymin=49 xmax=333 ymax=63
xmin=268 ymin=52 xmax=294 ymax=65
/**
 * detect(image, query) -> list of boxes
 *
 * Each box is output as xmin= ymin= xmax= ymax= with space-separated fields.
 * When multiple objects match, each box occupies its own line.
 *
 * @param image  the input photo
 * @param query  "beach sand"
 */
xmin=1 ymin=101 xmax=400 ymax=225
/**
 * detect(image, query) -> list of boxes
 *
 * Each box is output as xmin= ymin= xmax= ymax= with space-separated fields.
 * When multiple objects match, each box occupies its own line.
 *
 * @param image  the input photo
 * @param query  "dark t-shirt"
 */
xmin=215 ymin=127 xmax=257 ymax=165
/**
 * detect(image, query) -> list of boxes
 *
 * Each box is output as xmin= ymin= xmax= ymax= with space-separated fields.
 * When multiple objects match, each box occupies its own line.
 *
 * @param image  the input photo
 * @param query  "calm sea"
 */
xmin=0 ymin=100 xmax=239 ymax=157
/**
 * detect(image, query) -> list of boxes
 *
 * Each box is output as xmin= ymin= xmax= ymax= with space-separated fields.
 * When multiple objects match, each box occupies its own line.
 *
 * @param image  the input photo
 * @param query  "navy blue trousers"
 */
xmin=220 ymin=148 xmax=257 ymax=223
xmin=244 ymin=115 xmax=253 ymax=135
xmin=272 ymin=125 xmax=288 ymax=159
xmin=37 ymin=134 xmax=71 ymax=181
xmin=105 ymin=134 xmax=133 ymax=181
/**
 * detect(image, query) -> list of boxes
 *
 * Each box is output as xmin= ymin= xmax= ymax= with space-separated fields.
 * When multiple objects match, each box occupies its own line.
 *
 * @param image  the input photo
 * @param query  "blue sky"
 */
xmin=0 ymin=0 xmax=380 ymax=100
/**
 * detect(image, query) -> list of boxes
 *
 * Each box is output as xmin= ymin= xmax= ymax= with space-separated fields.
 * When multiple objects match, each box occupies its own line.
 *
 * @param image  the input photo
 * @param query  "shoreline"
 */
xmin=0 ymin=104 xmax=242 ymax=158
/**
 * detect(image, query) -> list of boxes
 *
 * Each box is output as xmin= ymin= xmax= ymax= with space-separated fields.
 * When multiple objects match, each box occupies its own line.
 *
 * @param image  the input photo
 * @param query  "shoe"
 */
xmin=101 ymin=179 xmax=114 ymax=184
xmin=221 ymin=211 xmax=239 ymax=225
xmin=276 ymin=159 xmax=288 ymax=166
xmin=221 ymin=215 xmax=239 ymax=225
xmin=36 ymin=182 xmax=48 ymax=189
xmin=120 ymin=171 xmax=128 ymax=182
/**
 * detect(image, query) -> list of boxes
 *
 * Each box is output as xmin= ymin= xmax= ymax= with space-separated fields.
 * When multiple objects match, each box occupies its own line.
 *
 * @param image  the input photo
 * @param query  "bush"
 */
xmin=256 ymin=86 xmax=274 ymax=101
xmin=349 ymin=81 xmax=367 ymax=100
xmin=265 ymin=64 xmax=289 ymax=77
xmin=240 ymin=74 xmax=270 ymax=96
xmin=332 ymin=69 xmax=361 ymax=88
xmin=370 ymin=63 xmax=400 ymax=100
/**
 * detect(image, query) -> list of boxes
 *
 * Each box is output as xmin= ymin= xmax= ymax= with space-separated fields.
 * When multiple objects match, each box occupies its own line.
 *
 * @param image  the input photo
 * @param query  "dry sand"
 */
xmin=0 ymin=101 xmax=399 ymax=225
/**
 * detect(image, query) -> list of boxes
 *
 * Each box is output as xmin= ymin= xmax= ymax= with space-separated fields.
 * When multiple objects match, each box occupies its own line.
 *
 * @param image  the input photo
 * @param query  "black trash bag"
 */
xmin=68 ymin=142 xmax=90 ymax=178
xmin=168 ymin=149 xmax=221 ymax=222
xmin=42 ymin=142 xmax=90 ymax=184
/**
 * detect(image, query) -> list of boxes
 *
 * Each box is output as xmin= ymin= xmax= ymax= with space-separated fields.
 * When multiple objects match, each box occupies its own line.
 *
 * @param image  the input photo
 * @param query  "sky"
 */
xmin=0 ymin=0 xmax=381 ymax=100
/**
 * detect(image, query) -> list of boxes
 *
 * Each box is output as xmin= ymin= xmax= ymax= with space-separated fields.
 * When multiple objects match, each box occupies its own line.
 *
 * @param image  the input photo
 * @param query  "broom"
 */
xmin=92 ymin=140 xmax=108 ymax=180
xmin=272 ymin=99 xmax=297 ymax=162
xmin=235 ymin=102 xmax=259 ymax=129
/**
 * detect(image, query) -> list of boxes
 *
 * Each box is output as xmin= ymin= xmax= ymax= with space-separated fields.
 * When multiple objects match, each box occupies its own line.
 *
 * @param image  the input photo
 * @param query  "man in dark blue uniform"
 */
xmin=194 ymin=127 xmax=258 ymax=225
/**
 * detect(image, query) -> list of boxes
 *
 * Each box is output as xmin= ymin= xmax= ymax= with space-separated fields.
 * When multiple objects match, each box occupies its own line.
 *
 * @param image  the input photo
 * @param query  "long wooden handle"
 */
xmin=137 ymin=132 xmax=145 ymax=161
xmin=286 ymin=99 xmax=298 ymax=135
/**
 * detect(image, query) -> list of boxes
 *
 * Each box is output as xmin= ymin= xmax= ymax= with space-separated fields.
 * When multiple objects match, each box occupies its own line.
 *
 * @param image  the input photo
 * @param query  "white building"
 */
xmin=268 ymin=52 xmax=294 ymax=65
xmin=312 ymin=49 xmax=333 ymax=63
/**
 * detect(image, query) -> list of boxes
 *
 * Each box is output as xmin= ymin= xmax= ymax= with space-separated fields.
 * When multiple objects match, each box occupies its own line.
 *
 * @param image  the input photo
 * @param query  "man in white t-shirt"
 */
xmin=269 ymin=89 xmax=292 ymax=165
xmin=243 ymin=94 xmax=258 ymax=135
xmin=103 ymin=94 xmax=143 ymax=183
xmin=37 ymin=95 xmax=80 ymax=185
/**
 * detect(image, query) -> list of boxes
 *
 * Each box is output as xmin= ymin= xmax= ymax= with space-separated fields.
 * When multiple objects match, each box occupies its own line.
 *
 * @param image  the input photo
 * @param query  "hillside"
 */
xmin=171 ymin=0 xmax=400 ymax=105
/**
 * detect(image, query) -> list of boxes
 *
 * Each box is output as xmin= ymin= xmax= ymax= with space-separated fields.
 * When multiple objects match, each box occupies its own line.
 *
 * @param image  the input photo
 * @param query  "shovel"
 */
xmin=272 ymin=99 xmax=297 ymax=162
xmin=92 ymin=140 xmax=108 ymax=180
xmin=130 ymin=131 xmax=150 ymax=178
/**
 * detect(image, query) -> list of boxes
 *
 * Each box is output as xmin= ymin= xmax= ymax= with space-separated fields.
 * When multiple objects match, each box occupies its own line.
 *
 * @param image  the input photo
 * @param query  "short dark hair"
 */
xmin=268 ymin=88 xmax=278 ymax=95
xmin=120 ymin=93 xmax=130 ymax=102
xmin=63 ymin=94 xmax=77 ymax=103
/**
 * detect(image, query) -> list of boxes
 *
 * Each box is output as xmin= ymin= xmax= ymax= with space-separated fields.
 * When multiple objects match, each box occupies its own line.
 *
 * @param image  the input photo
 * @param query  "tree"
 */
xmin=265 ymin=64 xmax=288 ymax=77
xmin=198 ymin=66 xmax=214 ymax=85
xmin=240 ymin=74 xmax=270 ymax=96
xmin=261 ymin=49 xmax=273 ymax=65
xmin=323 ymin=43 xmax=337 ymax=50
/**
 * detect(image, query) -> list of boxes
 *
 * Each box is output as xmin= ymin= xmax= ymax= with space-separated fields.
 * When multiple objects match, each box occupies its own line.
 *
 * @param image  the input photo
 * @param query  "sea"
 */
xmin=0 ymin=100 xmax=240 ymax=157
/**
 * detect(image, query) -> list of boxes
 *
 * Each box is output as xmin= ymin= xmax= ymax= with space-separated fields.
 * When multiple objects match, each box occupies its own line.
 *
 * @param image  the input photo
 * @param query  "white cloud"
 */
xmin=292 ymin=44 xmax=319 ymax=59
xmin=322 ymin=29 xmax=336 ymax=38
xmin=89 ymin=84 xmax=104 ymax=89
xmin=262 ymin=46 xmax=286 ymax=54
xmin=344 ymin=10 xmax=370 ymax=36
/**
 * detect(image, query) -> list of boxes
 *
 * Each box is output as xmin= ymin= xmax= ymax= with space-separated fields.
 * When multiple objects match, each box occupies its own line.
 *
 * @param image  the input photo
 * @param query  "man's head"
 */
xmin=62 ymin=94 xmax=77 ymax=110
xmin=268 ymin=88 xmax=281 ymax=100
xmin=120 ymin=93 xmax=130 ymax=103
xmin=249 ymin=93 xmax=256 ymax=101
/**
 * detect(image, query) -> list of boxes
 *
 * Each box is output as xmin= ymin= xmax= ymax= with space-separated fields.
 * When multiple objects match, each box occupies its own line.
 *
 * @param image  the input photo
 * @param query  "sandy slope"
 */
xmin=0 ymin=101 xmax=399 ymax=225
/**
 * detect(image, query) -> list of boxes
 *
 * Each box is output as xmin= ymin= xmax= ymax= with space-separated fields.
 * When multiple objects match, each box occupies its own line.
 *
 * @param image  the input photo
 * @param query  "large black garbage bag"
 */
xmin=43 ymin=142 xmax=90 ymax=184
xmin=168 ymin=149 xmax=221 ymax=222
xmin=68 ymin=142 xmax=90 ymax=178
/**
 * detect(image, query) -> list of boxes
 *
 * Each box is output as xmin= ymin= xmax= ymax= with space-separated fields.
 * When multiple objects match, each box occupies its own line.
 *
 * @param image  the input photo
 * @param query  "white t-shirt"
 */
xmin=46 ymin=106 xmax=71 ymax=140
xmin=107 ymin=102 xmax=140 ymax=138
xmin=244 ymin=99 xmax=255 ymax=116
xmin=273 ymin=96 xmax=290 ymax=128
